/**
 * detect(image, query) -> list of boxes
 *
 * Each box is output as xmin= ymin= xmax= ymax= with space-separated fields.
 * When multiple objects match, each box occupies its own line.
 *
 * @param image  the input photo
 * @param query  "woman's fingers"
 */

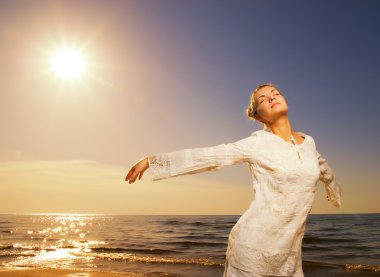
xmin=125 ymin=167 xmax=134 ymax=182
xmin=127 ymin=172 xmax=136 ymax=184
xmin=138 ymin=171 xmax=143 ymax=180
xmin=125 ymin=166 xmax=141 ymax=184
xmin=125 ymin=158 xmax=148 ymax=184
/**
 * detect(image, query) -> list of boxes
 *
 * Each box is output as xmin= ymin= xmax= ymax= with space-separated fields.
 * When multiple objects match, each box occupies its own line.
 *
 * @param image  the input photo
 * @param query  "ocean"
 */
xmin=0 ymin=214 xmax=379 ymax=276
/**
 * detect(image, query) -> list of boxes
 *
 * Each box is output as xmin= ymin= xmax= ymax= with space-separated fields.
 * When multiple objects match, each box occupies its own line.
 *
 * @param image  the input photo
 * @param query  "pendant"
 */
xmin=290 ymin=135 xmax=302 ymax=161
xmin=297 ymin=151 xmax=301 ymax=160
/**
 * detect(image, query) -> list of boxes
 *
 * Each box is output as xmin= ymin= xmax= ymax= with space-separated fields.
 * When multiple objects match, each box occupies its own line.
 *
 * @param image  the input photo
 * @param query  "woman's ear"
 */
xmin=254 ymin=114 xmax=269 ymax=126
xmin=254 ymin=114 xmax=263 ymax=123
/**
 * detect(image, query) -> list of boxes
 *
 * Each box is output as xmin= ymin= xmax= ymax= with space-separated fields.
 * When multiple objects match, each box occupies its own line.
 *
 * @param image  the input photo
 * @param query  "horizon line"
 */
xmin=0 ymin=212 xmax=379 ymax=216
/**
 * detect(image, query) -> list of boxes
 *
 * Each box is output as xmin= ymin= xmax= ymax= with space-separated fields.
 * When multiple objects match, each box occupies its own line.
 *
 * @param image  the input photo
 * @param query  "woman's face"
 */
xmin=253 ymin=86 xmax=289 ymax=125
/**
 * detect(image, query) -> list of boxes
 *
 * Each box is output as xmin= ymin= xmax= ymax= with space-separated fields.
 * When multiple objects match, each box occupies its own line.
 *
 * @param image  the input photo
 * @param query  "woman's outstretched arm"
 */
xmin=317 ymin=151 xmax=343 ymax=208
xmin=126 ymin=134 xmax=257 ymax=183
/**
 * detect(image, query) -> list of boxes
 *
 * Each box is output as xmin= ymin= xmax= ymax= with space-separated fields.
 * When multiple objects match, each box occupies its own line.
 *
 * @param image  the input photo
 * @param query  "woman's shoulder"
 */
xmin=297 ymin=131 xmax=317 ymax=148
xmin=250 ymin=129 xmax=267 ymax=137
xmin=297 ymin=131 xmax=314 ymax=140
xmin=248 ymin=130 xmax=270 ymax=146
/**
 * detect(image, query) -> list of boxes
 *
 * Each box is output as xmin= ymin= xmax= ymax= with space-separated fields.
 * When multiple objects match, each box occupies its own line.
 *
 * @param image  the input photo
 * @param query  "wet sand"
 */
xmin=0 ymin=268 xmax=141 ymax=277
xmin=1 ymin=264 xmax=380 ymax=277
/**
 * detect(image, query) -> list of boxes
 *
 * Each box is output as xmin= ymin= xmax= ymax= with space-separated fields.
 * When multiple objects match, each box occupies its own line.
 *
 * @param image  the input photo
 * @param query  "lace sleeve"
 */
xmin=145 ymin=135 xmax=257 ymax=181
xmin=317 ymin=151 xmax=343 ymax=208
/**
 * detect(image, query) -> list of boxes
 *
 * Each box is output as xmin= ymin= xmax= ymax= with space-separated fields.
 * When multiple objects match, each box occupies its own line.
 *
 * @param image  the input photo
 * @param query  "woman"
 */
xmin=125 ymin=83 xmax=343 ymax=277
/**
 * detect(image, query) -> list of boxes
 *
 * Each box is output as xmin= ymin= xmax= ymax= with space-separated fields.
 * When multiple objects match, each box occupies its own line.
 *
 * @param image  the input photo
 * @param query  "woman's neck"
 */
xmin=267 ymin=116 xmax=296 ymax=143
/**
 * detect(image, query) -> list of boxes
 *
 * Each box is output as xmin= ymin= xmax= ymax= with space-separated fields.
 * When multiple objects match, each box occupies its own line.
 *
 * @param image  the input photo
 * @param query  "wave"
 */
xmin=165 ymin=240 xmax=226 ymax=247
xmin=303 ymin=260 xmax=380 ymax=273
xmin=176 ymin=235 xmax=218 ymax=240
xmin=345 ymin=263 xmax=380 ymax=273
xmin=162 ymin=220 xmax=182 ymax=225
xmin=0 ymin=253 xmax=36 ymax=258
xmin=90 ymin=247 xmax=178 ymax=255
xmin=319 ymin=227 xmax=341 ymax=231
xmin=75 ymin=252 xmax=223 ymax=267
xmin=303 ymin=236 xmax=357 ymax=244
xmin=160 ymin=220 xmax=231 ymax=228
xmin=0 ymin=245 xmax=59 ymax=251
xmin=190 ymin=221 xmax=213 ymax=227
xmin=302 ymin=245 xmax=359 ymax=252
xmin=1 ymin=244 xmax=179 ymax=255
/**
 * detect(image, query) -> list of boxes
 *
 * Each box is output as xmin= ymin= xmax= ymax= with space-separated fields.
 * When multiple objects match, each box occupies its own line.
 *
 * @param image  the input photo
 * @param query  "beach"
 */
xmin=0 ymin=268 xmax=140 ymax=276
xmin=2 ymin=264 xmax=380 ymax=277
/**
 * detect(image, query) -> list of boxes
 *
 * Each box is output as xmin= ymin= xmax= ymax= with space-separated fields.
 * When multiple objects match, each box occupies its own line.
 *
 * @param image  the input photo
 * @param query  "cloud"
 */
xmin=0 ymin=159 xmax=254 ymax=215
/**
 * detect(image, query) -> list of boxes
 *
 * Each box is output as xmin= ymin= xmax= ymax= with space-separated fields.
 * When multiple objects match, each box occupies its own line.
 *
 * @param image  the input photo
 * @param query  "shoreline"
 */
xmin=1 ymin=264 xmax=380 ymax=277
xmin=0 ymin=268 xmax=142 ymax=277
xmin=303 ymin=261 xmax=380 ymax=277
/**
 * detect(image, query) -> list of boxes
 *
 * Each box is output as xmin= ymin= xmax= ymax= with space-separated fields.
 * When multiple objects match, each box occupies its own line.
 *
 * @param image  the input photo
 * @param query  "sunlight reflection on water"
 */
xmin=4 ymin=215 xmax=107 ymax=269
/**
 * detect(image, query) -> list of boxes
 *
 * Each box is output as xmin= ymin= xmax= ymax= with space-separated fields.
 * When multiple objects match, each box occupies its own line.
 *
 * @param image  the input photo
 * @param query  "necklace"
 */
xmin=290 ymin=134 xmax=302 ymax=160
xmin=290 ymin=134 xmax=296 ymax=145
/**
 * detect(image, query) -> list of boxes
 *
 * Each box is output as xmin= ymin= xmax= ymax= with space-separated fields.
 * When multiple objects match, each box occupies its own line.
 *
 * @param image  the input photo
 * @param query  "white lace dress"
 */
xmin=144 ymin=128 xmax=343 ymax=276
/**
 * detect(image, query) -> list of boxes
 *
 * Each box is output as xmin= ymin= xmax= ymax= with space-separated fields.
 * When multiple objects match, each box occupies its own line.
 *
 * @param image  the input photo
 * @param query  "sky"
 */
xmin=0 ymin=0 xmax=379 ymax=215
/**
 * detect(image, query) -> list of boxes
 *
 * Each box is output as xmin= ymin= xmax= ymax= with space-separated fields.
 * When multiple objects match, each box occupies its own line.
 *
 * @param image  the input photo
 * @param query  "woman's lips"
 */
xmin=271 ymin=102 xmax=280 ymax=108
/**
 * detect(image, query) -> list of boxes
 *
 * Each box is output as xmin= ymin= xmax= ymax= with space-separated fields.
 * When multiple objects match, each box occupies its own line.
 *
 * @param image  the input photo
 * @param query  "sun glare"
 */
xmin=50 ymin=47 xmax=86 ymax=80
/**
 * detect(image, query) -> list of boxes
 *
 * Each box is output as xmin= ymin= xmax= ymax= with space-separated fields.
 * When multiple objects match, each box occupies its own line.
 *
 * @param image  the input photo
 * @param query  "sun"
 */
xmin=50 ymin=47 xmax=87 ymax=80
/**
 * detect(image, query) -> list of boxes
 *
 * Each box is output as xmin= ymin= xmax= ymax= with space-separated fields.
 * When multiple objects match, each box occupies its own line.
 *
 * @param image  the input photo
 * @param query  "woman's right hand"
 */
xmin=125 ymin=157 xmax=150 ymax=184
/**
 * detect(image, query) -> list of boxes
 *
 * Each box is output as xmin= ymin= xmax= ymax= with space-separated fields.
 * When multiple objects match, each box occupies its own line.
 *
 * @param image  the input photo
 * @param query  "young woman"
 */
xmin=125 ymin=83 xmax=342 ymax=277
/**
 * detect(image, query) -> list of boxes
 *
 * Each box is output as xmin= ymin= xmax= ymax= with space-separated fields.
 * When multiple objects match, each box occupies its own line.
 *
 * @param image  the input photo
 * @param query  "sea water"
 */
xmin=0 ymin=214 xmax=379 ymax=276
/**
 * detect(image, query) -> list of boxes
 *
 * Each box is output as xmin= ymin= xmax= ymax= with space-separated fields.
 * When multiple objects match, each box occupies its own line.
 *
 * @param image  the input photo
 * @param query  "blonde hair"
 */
xmin=246 ymin=82 xmax=280 ymax=130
